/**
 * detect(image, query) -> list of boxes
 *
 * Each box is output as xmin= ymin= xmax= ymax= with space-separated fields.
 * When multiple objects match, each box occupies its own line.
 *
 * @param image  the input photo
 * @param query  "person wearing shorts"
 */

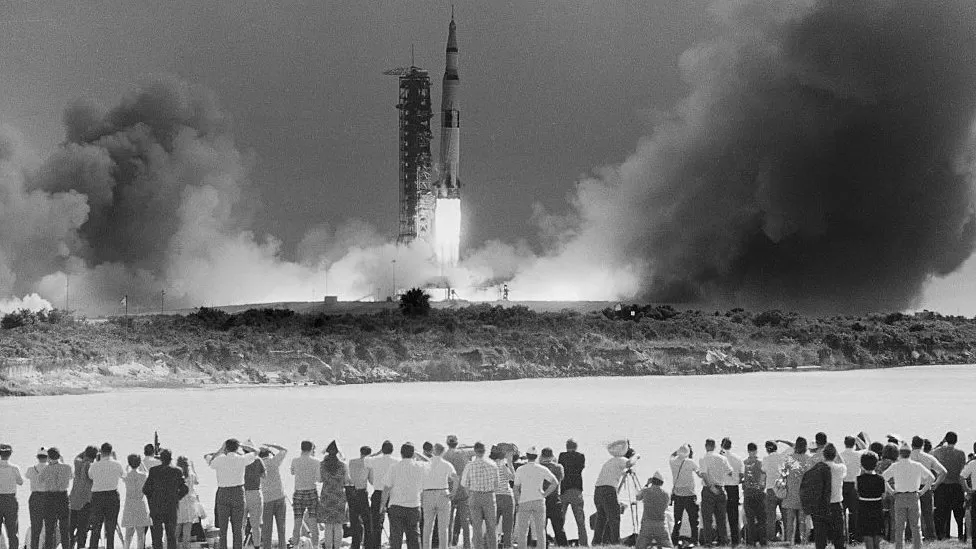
xmin=291 ymin=441 xmax=321 ymax=548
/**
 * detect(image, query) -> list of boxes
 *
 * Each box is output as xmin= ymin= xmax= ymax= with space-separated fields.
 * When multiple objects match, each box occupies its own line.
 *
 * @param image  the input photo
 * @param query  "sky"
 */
xmin=0 ymin=0 xmax=972 ymax=314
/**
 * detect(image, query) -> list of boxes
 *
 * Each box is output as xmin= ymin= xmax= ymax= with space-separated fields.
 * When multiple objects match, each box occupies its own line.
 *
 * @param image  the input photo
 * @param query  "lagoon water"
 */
xmin=3 ymin=365 xmax=975 ymax=541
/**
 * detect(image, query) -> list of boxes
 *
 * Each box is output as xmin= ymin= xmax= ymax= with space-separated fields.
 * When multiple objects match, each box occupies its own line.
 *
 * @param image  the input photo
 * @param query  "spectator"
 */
xmin=422 ymin=443 xmax=457 ymax=549
xmin=242 ymin=443 xmax=267 ymax=549
xmin=460 ymin=442 xmax=497 ymax=549
xmin=290 ymin=441 xmax=321 ymax=549
xmin=558 ymin=439 xmax=587 ymax=547
xmin=443 ymin=436 xmax=473 ymax=549
xmin=143 ymin=449 xmax=188 ymax=549
xmin=669 ymin=444 xmax=699 ymax=546
xmin=635 ymin=471 xmax=673 ymax=549
xmin=491 ymin=445 xmax=515 ymax=549
xmin=742 ymin=442 xmax=767 ymax=546
xmin=932 ymin=431 xmax=967 ymax=541
xmin=24 ymin=448 xmax=49 ymax=549
xmin=910 ymin=435 xmax=946 ymax=541
xmin=762 ymin=441 xmax=786 ymax=543
xmin=513 ymin=447 xmax=559 ymax=549
xmin=0 ymin=443 xmax=24 ymax=549
xmin=856 ymin=452 xmax=884 ymax=549
xmin=540 ymin=448 xmax=567 ymax=546
xmin=721 ymin=438 xmax=744 ymax=546
xmin=368 ymin=440 xmax=399 ymax=549
xmin=882 ymin=443 xmax=934 ymax=549
xmin=39 ymin=447 xmax=72 ymax=549
xmin=381 ymin=443 xmax=429 ymax=549
xmin=69 ymin=446 xmax=98 ymax=549
xmin=319 ymin=441 xmax=350 ymax=549
xmin=120 ymin=455 xmax=152 ymax=549
xmin=593 ymin=440 xmax=638 ymax=545
xmin=782 ymin=437 xmax=811 ymax=546
xmin=346 ymin=446 xmax=372 ymax=549
xmin=175 ymin=456 xmax=200 ymax=549
xmin=839 ymin=437 xmax=864 ymax=544
xmin=206 ymin=438 xmax=260 ymax=549
xmin=817 ymin=444 xmax=847 ymax=549
xmin=88 ymin=442 xmax=125 ymax=549
xmin=699 ymin=439 xmax=733 ymax=547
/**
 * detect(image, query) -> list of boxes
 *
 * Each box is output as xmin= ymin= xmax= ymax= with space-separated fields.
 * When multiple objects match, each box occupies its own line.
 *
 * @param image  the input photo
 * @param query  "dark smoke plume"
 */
xmin=596 ymin=0 xmax=976 ymax=313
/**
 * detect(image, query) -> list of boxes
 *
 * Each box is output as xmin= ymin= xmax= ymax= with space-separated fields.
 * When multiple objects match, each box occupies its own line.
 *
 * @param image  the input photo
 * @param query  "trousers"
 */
xmin=0 ymin=494 xmax=18 ymax=549
xmin=726 ymin=486 xmax=741 ymax=546
xmin=89 ymin=491 xmax=120 ymax=549
xmin=515 ymin=500 xmax=547 ymax=549
xmin=744 ymin=491 xmax=767 ymax=545
xmin=346 ymin=488 xmax=372 ymax=549
xmin=150 ymin=512 xmax=178 ymax=549
xmin=934 ymin=483 xmax=965 ymax=540
xmin=29 ymin=493 xmax=46 ymax=549
xmin=842 ymin=482 xmax=859 ymax=543
xmin=593 ymin=485 xmax=619 ymax=545
xmin=370 ymin=490 xmax=386 ymax=549
xmin=893 ymin=493 xmax=921 ymax=549
xmin=496 ymin=495 xmax=514 ymax=549
xmin=546 ymin=494 xmax=567 ymax=546
xmin=388 ymin=505 xmax=421 ymax=549
xmin=783 ymin=508 xmax=808 ymax=545
xmin=43 ymin=492 xmax=70 ymax=549
xmin=636 ymin=520 xmax=674 ymax=549
xmin=422 ymin=490 xmax=451 ymax=549
xmin=560 ymin=489 xmax=588 ymax=546
xmin=812 ymin=503 xmax=845 ymax=549
xmin=261 ymin=497 xmax=287 ymax=549
xmin=215 ymin=486 xmax=246 ymax=549
xmin=244 ymin=490 xmax=263 ymax=548
xmin=468 ymin=492 xmax=496 ymax=549
xmin=671 ymin=495 xmax=699 ymax=544
xmin=765 ymin=490 xmax=784 ymax=542
xmin=69 ymin=503 xmax=91 ymax=549
xmin=701 ymin=488 xmax=729 ymax=546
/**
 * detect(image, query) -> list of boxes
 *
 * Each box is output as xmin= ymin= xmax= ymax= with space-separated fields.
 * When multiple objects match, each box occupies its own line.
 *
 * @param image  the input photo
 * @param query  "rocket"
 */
xmin=438 ymin=11 xmax=460 ymax=199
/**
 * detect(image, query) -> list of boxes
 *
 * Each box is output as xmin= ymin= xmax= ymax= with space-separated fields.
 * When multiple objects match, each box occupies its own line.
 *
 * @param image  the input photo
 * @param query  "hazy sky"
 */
xmin=0 ymin=0 xmax=971 ymax=313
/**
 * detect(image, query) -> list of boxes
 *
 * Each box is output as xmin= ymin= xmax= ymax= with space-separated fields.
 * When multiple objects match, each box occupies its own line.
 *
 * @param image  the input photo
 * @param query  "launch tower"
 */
xmin=384 ymin=65 xmax=435 ymax=245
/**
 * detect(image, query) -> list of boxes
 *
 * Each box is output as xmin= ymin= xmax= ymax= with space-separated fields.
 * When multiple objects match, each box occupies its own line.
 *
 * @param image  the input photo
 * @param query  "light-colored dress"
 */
xmin=177 ymin=471 xmax=199 ymax=524
xmin=121 ymin=469 xmax=152 ymax=528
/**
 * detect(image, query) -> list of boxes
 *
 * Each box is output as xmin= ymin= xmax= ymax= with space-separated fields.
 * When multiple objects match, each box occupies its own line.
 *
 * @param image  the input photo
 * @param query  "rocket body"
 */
xmin=434 ymin=15 xmax=461 ymax=268
xmin=438 ymin=18 xmax=460 ymax=199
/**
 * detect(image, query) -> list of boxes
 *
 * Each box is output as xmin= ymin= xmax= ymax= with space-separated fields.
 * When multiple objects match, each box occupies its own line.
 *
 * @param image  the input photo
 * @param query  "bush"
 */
xmin=399 ymin=288 xmax=431 ymax=317
xmin=2 ymin=309 xmax=39 ymax=329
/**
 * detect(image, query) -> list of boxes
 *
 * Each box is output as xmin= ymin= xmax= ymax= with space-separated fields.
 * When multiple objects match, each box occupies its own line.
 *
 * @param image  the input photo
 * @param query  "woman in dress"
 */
xmin=121 ymin=454 xmax=152 ymax=549
xmin=176 ymin=456 xmax=200 ymax=549
xmin=856 ymin=451 xmax=885 ymax=549
xmin=781 ymin=437 xmax=811 ymax=545
xmin=318 ymin=441 xmax=350 ymax=549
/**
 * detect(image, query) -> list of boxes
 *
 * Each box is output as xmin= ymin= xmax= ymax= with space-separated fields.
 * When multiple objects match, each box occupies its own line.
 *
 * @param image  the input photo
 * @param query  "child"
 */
xmin=856 ymin=451 xmax=884 ymax=549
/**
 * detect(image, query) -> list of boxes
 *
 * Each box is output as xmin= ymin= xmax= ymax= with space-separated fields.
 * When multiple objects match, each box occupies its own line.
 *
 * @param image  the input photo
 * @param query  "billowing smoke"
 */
xmin=515 ymin=0 xmax=976 ymax=312
xmin=3 ymin=0 xmax=976 ymax=314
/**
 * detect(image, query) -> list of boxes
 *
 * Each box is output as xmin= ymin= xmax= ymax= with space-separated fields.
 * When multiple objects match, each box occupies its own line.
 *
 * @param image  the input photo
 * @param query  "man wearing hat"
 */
xmin=669 ymin=444 xmax=699 ymax=546
xmin=513 ymin=447 xmax=559 ymax=549
xmin=0 ymin=443 xmax=24 ymax=549
xmin=24 ymin=447 xmax=49 ymax=549
xmin=882 ymin=442 xmax=935 ymax=549
xmin=636 ymin=471 xmax=673 ymax=549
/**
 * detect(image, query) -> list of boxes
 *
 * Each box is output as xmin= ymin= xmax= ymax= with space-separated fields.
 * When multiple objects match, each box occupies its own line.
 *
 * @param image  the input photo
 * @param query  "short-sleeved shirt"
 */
xmin=210 ymin=452 xmax=259 ymax=488
xmin=244 ymin=458 xmax=266 ymax=490
xmin=461 ymin=457 xmax=500 ymax=492
xmin=25 ymin=463 xmax=48 ymax=492
xmin=638 ymin=486 xmax=671 ymax=521
xmin=443 ymin=449 xmax=473 ymax=478
xmin=0 ymin=461 xmax=23 ymax=495
xmin=762 ymin=453 xmax=786 ymax=491
xmin=89 ymin=458 xmax=125 ymax=492
xmin=595 ymin=457 xmax=629 ymax=488
xmin=422 ymin=456 xmax=457 ymax=490
xmin=670 ymin=456 xmax=699 ymax=497
xmin=367 ymin=455 xmax=399 ymax=490
xmin=261 ymin=452 xmax=287 ymax=501
xmin=721 ymin=451 xmax=743 ymax=486
xmin=827 ymin=461 xmax=847 ymax=503
xmin=960 ymin=459 xmax=976 ymax=488
xmin=557 ymin=451 xmax=585 ymax=493
xmin=932 ymin=446 xmax=967 ymax=485
xmin=514 ymin=462 xmax=558 ymax=504
xmin=291 ymin=454 xmax=321 ymax=491
xmin=348 ymin=457 xmax=370 ymax=490
xmin=840 ymin=449 xmax=864 ymax=482
xmin=385 ymin=459 xmax=429 ymax=508
xmin=742 ymin=456 xmax=765 ymax=495
xmin=699 ymin=452 xmax=733 ymax=488
xmin=882 ymin=458 xmax=934 ymax=492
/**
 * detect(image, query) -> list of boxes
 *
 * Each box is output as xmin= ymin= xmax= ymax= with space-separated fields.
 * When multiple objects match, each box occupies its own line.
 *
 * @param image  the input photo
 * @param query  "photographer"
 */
xmin=669 ymin=444 xmax=699 ymax=546
xmin=592 ymin=440 xmax=639 ymax=546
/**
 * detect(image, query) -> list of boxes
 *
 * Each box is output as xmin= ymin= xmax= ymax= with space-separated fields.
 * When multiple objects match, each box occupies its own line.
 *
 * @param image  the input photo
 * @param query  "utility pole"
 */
xmin=64 ymin=273 xmax=69 ymax=311
xmin=392 ymin=259 xmax=397 ymax=299
xmin=160 ymin=289 xmax=165 ymax=315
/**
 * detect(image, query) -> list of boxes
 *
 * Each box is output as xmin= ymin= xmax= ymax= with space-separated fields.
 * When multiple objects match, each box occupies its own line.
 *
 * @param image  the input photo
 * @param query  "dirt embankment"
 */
xmin=2 ymin=305 xmax=974 ymax=396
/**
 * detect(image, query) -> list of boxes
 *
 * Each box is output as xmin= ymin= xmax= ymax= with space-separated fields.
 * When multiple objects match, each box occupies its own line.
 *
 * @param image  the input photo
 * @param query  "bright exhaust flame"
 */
xmin=434 ymin=198 xmax=461 ymax=267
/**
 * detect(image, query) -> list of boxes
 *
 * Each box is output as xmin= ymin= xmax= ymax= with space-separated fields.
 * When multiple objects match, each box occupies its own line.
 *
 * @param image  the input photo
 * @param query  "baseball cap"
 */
xmin=36 ymin=447 xmax=47 ymax=458
xmin=525 ymin=446 xmax=538 ymax=456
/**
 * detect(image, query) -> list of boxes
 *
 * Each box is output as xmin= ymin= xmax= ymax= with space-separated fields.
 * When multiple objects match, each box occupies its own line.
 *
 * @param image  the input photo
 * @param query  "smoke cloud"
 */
xmin=518 ymin=0 xmax=976 ymax=312
xmin=3 ymin=0 xmax=976 ymax=314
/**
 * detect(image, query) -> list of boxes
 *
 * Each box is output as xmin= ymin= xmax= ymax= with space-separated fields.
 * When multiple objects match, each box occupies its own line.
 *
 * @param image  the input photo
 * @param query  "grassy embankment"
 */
xmin=1 ymin=304 xmax=975 ymax=396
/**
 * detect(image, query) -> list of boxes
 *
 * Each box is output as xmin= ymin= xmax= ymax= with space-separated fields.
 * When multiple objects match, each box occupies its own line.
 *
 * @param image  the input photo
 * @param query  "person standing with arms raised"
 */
xmin=259 ymin=444 xmax=288 ymax=549
xmin=69 ymin=446 xmax=98 ymax=549
xmin=670 ymin=444 xmax=700 ymax=546
xmin=39 ymin=447 xmax=72 ymax=549
xmin=0 ymin=443 xmax=24 ymax=549
xmin=24 ymin=447 xmax=49 ymax=549
xmin=206 ymin=439 xmax=259 ymax=549
xmin=143 ymin=449 xmax=189 ymax=549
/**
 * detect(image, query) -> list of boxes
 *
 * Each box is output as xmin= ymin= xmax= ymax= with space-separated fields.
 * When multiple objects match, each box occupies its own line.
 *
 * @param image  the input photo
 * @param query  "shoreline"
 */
xmin=0 ymin=361 xmax=959 ymax=398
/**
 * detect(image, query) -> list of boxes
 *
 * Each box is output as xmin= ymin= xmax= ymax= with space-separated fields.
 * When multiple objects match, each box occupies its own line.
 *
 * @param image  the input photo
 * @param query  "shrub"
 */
xmin=399 ymin=288 xmax=431 ymax=317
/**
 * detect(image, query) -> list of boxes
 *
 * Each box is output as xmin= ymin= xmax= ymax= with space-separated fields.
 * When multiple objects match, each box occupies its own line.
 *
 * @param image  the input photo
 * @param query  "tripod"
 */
xmin=617 ymin=467 xmax=644 ymax=544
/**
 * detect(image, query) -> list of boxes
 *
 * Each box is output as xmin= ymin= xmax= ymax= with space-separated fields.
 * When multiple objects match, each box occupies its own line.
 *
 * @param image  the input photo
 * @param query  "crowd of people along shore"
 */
xmin=1 ymin=432 xmax=976 ymax=549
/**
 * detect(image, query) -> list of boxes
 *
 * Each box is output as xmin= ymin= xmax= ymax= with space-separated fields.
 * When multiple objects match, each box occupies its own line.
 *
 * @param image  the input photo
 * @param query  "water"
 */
xmin=3 ymin=365 xmax=974 ymax=543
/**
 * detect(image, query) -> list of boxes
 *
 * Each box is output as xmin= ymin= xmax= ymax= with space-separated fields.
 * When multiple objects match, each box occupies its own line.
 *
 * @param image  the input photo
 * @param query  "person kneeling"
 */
xmin=636 ymin=472 xmax=673 ymax=549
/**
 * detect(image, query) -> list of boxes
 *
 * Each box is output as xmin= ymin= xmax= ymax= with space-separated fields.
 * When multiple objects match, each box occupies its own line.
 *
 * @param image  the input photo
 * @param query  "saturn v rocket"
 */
xmin=433 ymin=12 xmax=461 ymax=268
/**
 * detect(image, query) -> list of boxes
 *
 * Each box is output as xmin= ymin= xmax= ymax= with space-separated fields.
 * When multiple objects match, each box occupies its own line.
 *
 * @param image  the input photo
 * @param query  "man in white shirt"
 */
xmin=24 ymin=447 xmax=48 ymax=549
xmin=839 ymin=437 xmax=864 ymax=544
xmin=88 ymin=442 xmax=125 ymax=549
xmin=206 ymin=438 xmax=259 ymax=549
xmin=669 ymin=444 xmax=699 ymax=545
xmin=0 ymin=443 xmax=24 ymax=549
xmin=720 ymin=438 xmax=744 ymax=546
xmin=593 ymin=442 xmax=638 ymax=545
xmin=513 ymin=447 xmax=558 ymax=549
xmin=369 ymin=441 xmax=399 ymax=549
xmin=761 ymin=441 xmax=786 ymax=543
xmin=382 ymin=443 xmax=429 ymax=549
xmin=422 ymin=443 xmax=457 ymax=549
xmin=959 ymin=455 xmax=976 ymax=549
xmin=814 ymin=444 xmax=847 ymax=549
xmin=882 ymin=443 xmax=935 ymax=549
xmin=699 ymin=439 xmax=732 ymax=546
xmin=289 ymin=440 xmax=321 ymax=549
xmin=910 ymin=436 xmax=945 ymax=542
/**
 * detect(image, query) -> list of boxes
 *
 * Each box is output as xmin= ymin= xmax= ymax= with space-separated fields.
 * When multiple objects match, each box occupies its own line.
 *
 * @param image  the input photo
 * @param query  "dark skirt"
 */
xmin=858 ymin=500 xmax=884 ymax=537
